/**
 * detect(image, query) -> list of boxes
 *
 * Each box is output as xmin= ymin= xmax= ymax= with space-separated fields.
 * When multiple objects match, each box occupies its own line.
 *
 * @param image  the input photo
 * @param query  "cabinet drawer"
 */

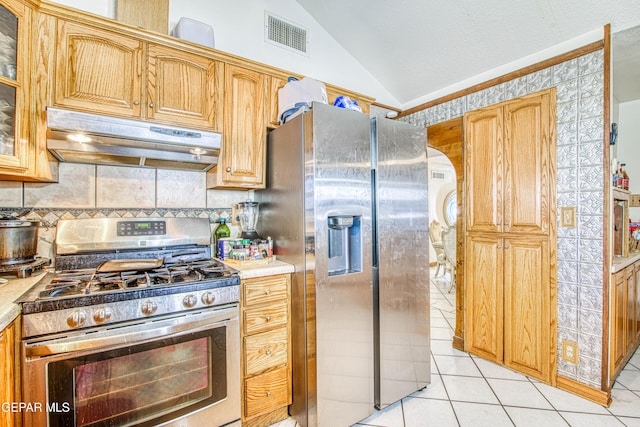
xmin=243 ymin=275 xmax=288 ymax=307
xmin=244 ymin=328 xmax=288 ymax=376
xmin=244 ymin=366 xmax=289 ymax=418
xmin=244 ymin=302 xmax=288 ymax=335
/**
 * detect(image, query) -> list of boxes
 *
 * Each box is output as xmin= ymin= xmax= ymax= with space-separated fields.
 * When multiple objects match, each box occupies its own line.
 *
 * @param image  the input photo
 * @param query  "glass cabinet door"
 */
xmin=0 ymin=3 xmax=18 ymax=158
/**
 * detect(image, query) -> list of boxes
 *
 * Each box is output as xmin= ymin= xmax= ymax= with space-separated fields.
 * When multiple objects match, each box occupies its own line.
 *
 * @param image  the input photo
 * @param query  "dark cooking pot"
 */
xmin=0 ymin=220 xmax=40 ymax=265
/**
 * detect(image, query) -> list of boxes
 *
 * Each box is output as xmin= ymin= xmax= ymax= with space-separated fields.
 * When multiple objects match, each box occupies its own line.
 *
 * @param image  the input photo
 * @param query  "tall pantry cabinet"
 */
xmin=464 ymin=89 xmax=556 ymax=383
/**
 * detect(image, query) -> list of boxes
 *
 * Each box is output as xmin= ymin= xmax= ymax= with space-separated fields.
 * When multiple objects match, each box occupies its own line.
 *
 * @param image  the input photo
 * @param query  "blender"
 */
xmin=238 ymin=201 xmax=261 ymax=240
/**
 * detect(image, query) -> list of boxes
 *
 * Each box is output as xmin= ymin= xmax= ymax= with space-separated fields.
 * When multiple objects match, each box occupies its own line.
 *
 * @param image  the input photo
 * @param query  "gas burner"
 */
xmin=0 ymin=257 xmax=50 ymax=279
xmin=35 ymin=258 xmax=236 ymax=300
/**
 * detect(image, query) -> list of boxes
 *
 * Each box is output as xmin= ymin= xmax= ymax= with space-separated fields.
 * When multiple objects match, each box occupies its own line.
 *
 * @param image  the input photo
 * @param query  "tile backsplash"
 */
xmin=2 ymin=163 xmax=250 ymax=210
xmin=0 ymin=163 xmax=252 ymax=261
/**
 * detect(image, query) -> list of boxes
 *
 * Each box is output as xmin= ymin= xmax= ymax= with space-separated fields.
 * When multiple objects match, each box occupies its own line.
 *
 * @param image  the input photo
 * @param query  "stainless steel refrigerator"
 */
xmin=257 ymin=102 xmax=430 ymax=427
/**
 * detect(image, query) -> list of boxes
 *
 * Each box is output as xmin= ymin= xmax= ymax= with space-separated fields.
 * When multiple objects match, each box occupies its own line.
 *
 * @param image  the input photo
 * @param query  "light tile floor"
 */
xmin=270 ymin=270 xmax=640 ymax=427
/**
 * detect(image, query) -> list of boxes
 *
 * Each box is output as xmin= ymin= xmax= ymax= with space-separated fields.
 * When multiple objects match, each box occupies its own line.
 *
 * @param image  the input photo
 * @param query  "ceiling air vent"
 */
xmin=265 ymin=12 xmax=308 ymax=55
xmin=431 ymin=170 xmax=446 ymax=180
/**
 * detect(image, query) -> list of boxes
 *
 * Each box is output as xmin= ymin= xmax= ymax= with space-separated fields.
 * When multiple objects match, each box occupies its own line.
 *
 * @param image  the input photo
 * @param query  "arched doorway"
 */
xmin=427 ymin=117 xmax=465 ymax=351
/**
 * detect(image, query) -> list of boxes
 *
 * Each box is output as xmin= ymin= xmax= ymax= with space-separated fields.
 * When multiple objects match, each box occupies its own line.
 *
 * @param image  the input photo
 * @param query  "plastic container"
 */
xmin=172 ymin=17 xmax=215 ymax=48
xmin=277 ymin=77 xmax=328 ymax=124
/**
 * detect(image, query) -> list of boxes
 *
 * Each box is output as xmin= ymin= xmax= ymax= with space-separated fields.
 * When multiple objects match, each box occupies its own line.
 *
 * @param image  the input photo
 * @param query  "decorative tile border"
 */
xmin=0 ymin=207 xmax=232 ymax=227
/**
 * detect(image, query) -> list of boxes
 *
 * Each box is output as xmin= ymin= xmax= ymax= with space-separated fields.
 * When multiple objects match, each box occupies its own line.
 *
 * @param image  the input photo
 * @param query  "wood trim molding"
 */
xmin=398 ymin=40 xmax=604 ymax=118
xmin=601 ymin=23 xmax=612 ymax=390
xmin=556 ymin=375 xmax=612 ymax=407
xmin=372 ymin=101 xmax=401 ymax=114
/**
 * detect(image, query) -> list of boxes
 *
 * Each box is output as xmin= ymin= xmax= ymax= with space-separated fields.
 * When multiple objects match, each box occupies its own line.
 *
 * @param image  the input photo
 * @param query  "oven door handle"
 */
xmin=25 ymin=306 xmax=238 ymax=357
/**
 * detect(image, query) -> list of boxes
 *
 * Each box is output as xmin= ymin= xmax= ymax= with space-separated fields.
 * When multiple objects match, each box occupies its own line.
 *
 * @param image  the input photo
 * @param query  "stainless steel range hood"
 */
xmin=46 ymin=107 xmax=222 ymax=171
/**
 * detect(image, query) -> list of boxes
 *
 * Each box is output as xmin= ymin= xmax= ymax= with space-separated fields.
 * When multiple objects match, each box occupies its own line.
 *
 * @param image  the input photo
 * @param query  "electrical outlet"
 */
xmin=231 ymin=205 xmax=240 ymax=226
xmin=562 ymin=340 xmax=579 ymax=364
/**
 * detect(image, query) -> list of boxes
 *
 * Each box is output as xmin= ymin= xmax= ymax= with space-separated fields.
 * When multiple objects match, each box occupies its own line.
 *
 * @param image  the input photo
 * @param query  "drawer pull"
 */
xmin=266 ymin=391 xmax=271 ymax=397
xmin=265 ymin=289 xmax=271 ymax=295
xmin=266 ymin=349 xmax=272 ymax=356
xmin=265 ymin=316 xmax=271 ymax=322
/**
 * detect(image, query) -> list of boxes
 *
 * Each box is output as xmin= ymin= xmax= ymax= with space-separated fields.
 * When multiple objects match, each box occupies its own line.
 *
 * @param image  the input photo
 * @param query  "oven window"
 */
xmin=47 ymin=327 xmax=227 ymax=427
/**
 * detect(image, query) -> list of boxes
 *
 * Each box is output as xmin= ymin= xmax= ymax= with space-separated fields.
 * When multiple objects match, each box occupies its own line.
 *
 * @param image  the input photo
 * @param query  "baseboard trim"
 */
xmin=556 ymin=375 xmax=611 ymax=407
xmin=452 ymin=335 xmax=464 ymax=351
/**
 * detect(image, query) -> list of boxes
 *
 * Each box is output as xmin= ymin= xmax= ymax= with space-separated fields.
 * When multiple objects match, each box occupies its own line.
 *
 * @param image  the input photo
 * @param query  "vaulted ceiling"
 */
xmin=296 ymin=0 xmax=640 ymax=108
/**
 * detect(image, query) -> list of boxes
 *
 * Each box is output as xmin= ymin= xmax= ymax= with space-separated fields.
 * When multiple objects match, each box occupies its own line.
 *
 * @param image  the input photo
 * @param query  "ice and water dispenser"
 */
xmin=327 ymin=215 xmax=362 ymax=276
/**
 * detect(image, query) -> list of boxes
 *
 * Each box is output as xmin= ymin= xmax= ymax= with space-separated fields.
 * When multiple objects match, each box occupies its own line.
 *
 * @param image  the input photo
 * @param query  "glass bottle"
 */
xmin=213 ymin=218 xmax=231 ymax=257
xmin=621 ymin=163 xmax=629 ymax=190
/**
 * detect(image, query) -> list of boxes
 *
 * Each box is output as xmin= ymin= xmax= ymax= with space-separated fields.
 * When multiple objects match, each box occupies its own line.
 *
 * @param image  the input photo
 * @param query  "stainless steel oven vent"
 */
xmin=265 ymin=12 xmax=308 ymax=55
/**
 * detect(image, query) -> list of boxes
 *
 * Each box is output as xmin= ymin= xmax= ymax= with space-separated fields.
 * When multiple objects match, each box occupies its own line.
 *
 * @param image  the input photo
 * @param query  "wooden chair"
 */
xmin=442 ymin=226 xmax=456 ymax=292
xmin=429 ymin=220 xmax=446 ymax=276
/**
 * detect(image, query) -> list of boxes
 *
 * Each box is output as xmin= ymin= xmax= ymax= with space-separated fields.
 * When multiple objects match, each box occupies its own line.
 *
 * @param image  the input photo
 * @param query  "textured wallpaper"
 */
xmin=401 ymin=50 xmax=605 ymax=388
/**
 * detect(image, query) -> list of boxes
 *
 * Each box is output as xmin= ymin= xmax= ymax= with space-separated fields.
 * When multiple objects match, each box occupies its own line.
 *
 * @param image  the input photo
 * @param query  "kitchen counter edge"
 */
xmin=219 ymin=259 xmax=294 ymax=279
xmin=612 ymin=252 xmax=640 ymax=273
xmin=0 ymin=272 xmax=48 ymax=331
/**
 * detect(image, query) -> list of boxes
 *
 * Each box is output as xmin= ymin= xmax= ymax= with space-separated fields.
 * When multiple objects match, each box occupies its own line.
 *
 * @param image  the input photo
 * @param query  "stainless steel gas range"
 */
xmin=19 ymin=217 xmax=241 ymax=427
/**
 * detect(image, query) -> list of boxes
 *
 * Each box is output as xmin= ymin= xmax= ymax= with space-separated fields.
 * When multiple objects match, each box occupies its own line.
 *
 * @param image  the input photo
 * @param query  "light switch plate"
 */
xmin=630 ymin=194 xmax=640 ymax=207
xmin=560 ymin=206 xmax=576 ymax=228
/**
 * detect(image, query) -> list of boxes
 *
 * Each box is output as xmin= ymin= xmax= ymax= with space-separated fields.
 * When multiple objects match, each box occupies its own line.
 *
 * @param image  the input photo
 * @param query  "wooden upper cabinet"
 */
xmin=146 ymin=44 xmax=222 ymax=130
xmin=465 ymin=91 xmax=552 ymax=235
xmin=208 ymin=64 xmax=266 ymax=189
xmin=267 ymin=74 xmax=288 ymax=128
xmin=55 ymin=20 xmax=144 ymax=118
xmin=55 ymin=21 xmax=223 ymax=131
xmin=0 ymin=0 xmax=31 ymax=177
xmin=503 ymin=93 xmax=551 ymax=234
xmin=464 ymin=107 xmax=503 ymax=233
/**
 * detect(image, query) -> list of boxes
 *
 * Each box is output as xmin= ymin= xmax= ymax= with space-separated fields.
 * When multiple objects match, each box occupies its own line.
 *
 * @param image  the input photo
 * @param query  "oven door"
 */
xmin=22 ymin=304 xmax=240 ymax=427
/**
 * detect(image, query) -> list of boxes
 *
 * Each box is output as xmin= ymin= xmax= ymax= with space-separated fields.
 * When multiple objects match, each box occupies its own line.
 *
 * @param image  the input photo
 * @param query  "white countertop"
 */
xmin=0 ymin=271 xmax=48 ymax=331
xmin=612 ymin=252 xmax=640 ymax=273
xmin=220 ymin=259 xmax=294 ymax=279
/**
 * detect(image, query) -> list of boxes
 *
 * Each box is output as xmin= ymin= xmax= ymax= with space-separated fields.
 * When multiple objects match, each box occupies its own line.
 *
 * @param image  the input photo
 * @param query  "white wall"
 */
xmin=617 ymin=99 xmax=640 ymax=220
xmin=48 ymin=0 xmax=400 ymax=107
xmin=427 ymin=149 xmax=456 ymax=263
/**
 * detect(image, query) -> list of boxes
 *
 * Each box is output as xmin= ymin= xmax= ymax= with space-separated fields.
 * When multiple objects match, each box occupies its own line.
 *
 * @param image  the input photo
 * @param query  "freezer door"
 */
xmin=372 ymin=117 xmax=430 ymax=409
xmin=310 ymin=103 xmax=374 ymax=427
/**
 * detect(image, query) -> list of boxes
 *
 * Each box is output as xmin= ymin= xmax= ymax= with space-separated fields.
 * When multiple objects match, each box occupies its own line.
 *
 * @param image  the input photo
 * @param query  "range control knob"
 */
xmin=93 ymin=307 xmax=112 ymax=324
xmin=67 ymin=311 xmax=86 ymax=328
xmin=201 ymin=292 xmax=216 ymax=305
xmin=141 ymin=301 xmax=158 ymax=316
xmin=183 ymin=294 xmax=197 ymax=308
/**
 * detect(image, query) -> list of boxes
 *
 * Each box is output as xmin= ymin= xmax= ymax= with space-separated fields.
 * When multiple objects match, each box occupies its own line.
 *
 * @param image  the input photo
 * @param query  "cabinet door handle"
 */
xmin=226 ymin=167 xmax=232 ymax=172
xmin=265 ymin=349 xmax=272 ymax=355
xmin=133 ymin=100 xmax=140 ymax=106
xmin=497 ymin=245 xmax=502 ymax=249
xmin=266 ymin=391 xmax=271 ymax=397
xmin=504 ymin=246 xmax=510 ymax=249
xmin=149 ymin=103 xmax=155 ymax=108
xmin=265 ymin=316 xmax=271 ymax=322
xmin=265 ymin=289 xmax=271 ymax=295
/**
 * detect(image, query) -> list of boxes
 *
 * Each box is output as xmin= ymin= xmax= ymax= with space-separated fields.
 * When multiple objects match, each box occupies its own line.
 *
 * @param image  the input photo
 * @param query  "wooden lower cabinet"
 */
xmin=610 ymin=262 xmax=640 ymax=380
xmin=465 ymin=234 xmax=553 ymax=382
xmin=241 ymin=274 xmax=291 ymax=426
xmin=0 ymin=318 xmax=20 ymax=427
